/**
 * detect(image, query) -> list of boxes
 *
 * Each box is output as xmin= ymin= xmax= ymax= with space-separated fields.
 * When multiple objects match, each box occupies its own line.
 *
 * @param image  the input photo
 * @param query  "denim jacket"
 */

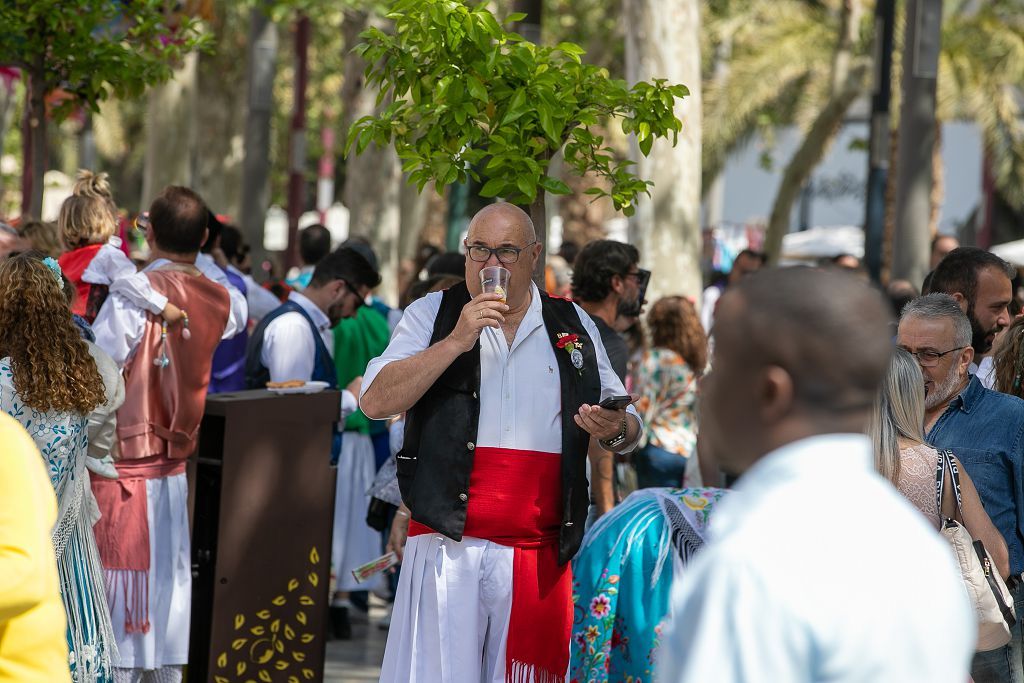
xmin=927 ymin=376 xmax=1024 ymax=575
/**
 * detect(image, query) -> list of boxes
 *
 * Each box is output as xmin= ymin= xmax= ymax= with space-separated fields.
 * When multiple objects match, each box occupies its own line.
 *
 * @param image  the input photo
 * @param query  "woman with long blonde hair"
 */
xmin=0 ymin=253 xmax=119 ymax=681
xmin=871 ymin=348 xmax=1008 ymax=576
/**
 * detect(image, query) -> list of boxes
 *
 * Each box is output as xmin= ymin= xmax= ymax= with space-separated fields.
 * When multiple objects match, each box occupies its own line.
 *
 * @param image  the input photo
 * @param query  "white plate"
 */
xmin=267 ymin=380 xmax=330 ymax=395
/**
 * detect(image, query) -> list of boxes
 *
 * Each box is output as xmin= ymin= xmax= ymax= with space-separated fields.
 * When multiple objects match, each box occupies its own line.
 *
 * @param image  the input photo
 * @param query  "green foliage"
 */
xmin=0 ymin=0 xmax=210 ymax=120
xmin=346 ymin=0 xmax=686 ymax=216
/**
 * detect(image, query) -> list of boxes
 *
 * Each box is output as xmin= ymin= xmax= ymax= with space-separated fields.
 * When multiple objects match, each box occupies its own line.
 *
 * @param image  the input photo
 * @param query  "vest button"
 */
xmin=459 ymin=493 xmax=469 ymax=502
xmin=467 ymin=442 xmax=475 ymax=451
xmin=472 ymin=391 xmax=478 ymax=399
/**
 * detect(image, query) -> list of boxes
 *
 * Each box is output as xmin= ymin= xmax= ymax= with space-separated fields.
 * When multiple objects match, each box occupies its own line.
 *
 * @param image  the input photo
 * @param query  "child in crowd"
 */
xmin=58 ymin=170 xmax=184 ymax=325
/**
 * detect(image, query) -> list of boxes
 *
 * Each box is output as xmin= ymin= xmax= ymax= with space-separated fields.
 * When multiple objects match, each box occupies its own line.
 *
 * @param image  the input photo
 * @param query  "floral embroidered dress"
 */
xmin=0 ymin=358 xmax=117 ymax=681
xmin=570 ymin=487 xmax=726 ymax=683
xmin=633 ymin=348 xmax=699 ymax=457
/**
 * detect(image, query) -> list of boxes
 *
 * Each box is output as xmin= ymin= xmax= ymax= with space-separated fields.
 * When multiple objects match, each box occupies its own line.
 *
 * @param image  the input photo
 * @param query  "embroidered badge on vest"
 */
xmin=555 ymin=332 xmax=584 ymax=373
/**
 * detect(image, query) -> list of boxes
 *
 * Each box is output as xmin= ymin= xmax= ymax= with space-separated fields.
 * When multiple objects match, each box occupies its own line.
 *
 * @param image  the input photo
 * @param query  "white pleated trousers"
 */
xmin=109 ymin=473 xmax=191 ymax=671
xmin=380 ymin=533 xmax=515 ymax=683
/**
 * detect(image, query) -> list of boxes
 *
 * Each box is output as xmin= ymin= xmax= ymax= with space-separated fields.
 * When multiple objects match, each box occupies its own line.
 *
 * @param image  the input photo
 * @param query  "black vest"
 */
xmin=398 ymin=282 xmax=601 ymax=565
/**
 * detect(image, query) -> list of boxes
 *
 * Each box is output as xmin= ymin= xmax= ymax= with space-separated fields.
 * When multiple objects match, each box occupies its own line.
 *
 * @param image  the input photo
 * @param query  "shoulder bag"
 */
xmin=935 ymin=450 xmax=1016 ymax=651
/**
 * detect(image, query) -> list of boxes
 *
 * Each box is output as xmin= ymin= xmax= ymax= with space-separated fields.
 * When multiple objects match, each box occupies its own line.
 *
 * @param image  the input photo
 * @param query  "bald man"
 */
xmin=659 ymin=268 xmax=974 ymax=683
xmin=361 ymin=203 xmax=643 ymax=682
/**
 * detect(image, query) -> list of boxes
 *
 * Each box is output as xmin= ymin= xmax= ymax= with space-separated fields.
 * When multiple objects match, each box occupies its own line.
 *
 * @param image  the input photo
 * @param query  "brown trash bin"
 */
xmin=189 ymin=389 xmax=339 ymax=683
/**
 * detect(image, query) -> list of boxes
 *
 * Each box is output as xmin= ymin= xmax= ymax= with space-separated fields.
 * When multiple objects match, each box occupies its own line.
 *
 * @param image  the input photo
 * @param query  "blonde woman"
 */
xmin=871 ymin=347 xmax=1009 ymax=578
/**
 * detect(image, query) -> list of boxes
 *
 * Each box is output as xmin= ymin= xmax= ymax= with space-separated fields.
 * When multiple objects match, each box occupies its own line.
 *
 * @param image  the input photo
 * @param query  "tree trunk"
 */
xmin=22 ymin=65 xmax=46 ymax=219
xmin=928 ymin=120 xmax=943 ymax=237
xmin=140 ymin=51 xmax=198 ymax=207
xmin=891 ymin=0 xmax=943 ymax=286
xmin=341 ymin=9 xmax=402 ymax=305
xmin=624 ymin=0 xmax=703 ymax=303
xmin=529 ymin=194 xmax=546 ymax=289
xmin=195 ymin=0 xmax=248 ymax=219
xmin=762 ymin=71 xmax=867 ymax=263
xmin=398 ymin=177 xmax=429 ymax=261
xmin=239 ymin=4 xmax=278 ymax=270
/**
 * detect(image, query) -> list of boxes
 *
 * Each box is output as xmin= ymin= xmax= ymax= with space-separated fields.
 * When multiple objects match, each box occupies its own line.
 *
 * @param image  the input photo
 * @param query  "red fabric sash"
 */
xmin=409 ymin=447 xmax=571 ymax=683
xmin=58 ymin=244 xmax=103 ymax=316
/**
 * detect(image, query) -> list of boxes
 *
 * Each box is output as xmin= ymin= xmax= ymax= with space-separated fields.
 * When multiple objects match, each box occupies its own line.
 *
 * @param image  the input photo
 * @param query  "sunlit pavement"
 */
xmin=324 ymin=596 xmax=388 ymax=682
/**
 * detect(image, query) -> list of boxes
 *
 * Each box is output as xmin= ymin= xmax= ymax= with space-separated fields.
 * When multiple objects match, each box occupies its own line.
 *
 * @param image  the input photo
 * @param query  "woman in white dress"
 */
xmin=0 ymin=254 xmax=119 ymax=681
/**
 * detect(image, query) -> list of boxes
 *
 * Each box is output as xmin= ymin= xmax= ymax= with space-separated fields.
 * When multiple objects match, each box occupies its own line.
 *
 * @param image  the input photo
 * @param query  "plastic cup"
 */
xmin=480 ymin=266 xmax=511 ymax=303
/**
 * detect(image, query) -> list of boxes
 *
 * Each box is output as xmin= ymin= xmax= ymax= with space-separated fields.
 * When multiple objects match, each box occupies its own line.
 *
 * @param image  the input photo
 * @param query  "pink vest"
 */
xmin=115 ymin=265 xmax=230 ymax=476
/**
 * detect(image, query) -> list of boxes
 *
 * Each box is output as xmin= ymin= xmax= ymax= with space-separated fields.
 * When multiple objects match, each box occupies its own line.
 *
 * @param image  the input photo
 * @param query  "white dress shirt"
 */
xmin=94 ymin=258 xmax=240 ymax=367
xmin=227 ymin=264 xmax=282 ymax=322
xmin=260 ymin=291 xmax=357 ymax=419
xmin=659 ymin=434 xmax=975 ymax=683
xmin=362 ymin=283 xmax=641 ymax=453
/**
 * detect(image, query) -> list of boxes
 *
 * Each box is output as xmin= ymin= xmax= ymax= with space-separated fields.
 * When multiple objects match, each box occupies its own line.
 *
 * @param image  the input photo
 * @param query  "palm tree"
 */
xmin=702 ymin=0 xmax=1024 ymax=265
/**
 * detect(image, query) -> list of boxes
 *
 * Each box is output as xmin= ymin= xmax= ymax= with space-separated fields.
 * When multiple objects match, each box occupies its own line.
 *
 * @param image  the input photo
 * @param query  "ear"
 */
xmin=611 ymin=274 xmax=625 ymax=295
xmin=759 ymin=365 xmax=795 ymax=425
xmin=950 ymin=292 xmax=968 ymax=313
xmin=959 ymin=346 xmax=975 ymax=376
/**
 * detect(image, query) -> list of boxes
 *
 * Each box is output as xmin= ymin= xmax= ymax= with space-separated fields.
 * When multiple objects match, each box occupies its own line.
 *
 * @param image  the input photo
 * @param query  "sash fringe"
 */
xmin=508 ymin=661 xmax=566 ymax=683
xmin=105 ymin=568 xmax=151 ymax=634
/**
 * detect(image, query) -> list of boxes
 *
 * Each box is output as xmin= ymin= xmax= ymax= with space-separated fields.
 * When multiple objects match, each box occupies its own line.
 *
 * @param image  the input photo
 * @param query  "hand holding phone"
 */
xmin=598 ymin=395 xmax=633 ymax=411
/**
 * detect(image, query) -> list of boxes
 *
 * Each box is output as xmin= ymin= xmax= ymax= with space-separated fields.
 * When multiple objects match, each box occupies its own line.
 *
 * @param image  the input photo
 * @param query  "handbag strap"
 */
xmin=934 ymin=449 xmax=965 ymax=526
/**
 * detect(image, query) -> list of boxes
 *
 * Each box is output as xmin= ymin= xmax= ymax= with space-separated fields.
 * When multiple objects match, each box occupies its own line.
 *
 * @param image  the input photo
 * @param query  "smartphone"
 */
xmin=598 ymin=395 xmax=632 ymax=411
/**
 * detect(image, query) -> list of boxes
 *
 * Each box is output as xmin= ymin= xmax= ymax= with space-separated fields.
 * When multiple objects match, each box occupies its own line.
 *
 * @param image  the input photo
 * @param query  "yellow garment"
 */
xmin=0 ymin=413 xmax=70 ymax=683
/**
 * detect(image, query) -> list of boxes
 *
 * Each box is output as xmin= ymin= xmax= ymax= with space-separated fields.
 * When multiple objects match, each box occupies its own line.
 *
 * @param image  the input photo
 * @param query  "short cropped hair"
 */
xmin=571 ymin=240 xmax=640 ymax=303
xmin=299 ymin=224 xmax=332 ymax=266
xmin=310 ymin=246 xmax=381 ymax=290
xmin=148 ymin=186 xmax=209 ymax=254
xmin=900 ymin=293 xmax=972 ymax=348
xmin=929 ymin=247 xmax=1014 ymax=304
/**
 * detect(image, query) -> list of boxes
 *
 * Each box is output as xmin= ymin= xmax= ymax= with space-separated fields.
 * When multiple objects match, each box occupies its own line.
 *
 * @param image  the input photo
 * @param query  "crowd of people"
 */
xmin=3 ymin=170 xmax=1024 ymax=683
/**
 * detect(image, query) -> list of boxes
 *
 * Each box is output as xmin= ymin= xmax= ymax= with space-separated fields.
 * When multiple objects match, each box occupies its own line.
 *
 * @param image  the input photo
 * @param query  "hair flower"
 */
xmin=42 ymin=257 xmax=64 ymax=290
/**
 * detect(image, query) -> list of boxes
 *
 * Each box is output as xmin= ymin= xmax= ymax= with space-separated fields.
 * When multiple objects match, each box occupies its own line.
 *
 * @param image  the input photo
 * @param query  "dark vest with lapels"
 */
xmin=398 ymin=281 xmax=601 ymax=564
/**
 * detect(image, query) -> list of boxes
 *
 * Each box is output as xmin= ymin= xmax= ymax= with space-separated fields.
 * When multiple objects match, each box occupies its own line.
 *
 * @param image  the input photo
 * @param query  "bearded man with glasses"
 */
xmin=898 ymin=293 xmax=1024 ymax=683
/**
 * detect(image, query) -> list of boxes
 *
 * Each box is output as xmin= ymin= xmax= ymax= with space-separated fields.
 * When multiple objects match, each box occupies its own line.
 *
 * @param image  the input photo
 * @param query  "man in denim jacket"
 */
xmin=898 ymin=293 xmax=1024 ymax=683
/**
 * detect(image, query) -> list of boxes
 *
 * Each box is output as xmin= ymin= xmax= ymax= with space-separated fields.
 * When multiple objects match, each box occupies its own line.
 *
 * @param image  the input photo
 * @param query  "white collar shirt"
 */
xmin=659 ymin=434 xmax=975 ymax=683
xmin=362 ymin=283 xmax=640 ymax=453
xmin=259 ymin=292 xmax=356 ymax=419
xmin=94 ymin=257 xmax=241 ymax=367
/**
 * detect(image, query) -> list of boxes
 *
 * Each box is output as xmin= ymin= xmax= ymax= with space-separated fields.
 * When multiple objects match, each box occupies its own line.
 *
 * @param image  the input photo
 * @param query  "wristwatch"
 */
xmin=600 ymin=417 xmax=628 ymax=450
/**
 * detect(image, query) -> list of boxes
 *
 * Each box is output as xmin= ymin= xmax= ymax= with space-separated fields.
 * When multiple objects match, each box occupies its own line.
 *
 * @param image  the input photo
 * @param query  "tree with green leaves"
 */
xmin=0 ymin=0 xmax=208 ymax=217
xmin=346 ymin=0 xmax=687 ymax=283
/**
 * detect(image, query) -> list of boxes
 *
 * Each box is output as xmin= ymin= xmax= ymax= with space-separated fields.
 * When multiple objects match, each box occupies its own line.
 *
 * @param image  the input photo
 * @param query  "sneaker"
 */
xmin=86 ymin=455 xmax=119 ymax=479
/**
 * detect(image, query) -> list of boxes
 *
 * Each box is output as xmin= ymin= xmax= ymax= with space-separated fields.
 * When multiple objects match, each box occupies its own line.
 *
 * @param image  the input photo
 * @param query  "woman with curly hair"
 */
xmin=631 ymin=296 xmax=707 ymax=488
xmin=0 ymin=253 xmax=119 ymax=682
xmin=993 ymin=316 xmax=1024 ymax=399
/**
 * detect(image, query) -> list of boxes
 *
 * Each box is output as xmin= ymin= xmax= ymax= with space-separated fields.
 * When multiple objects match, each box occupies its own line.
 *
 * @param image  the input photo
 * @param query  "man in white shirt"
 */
xmin=361 ymin=203 xmax=643 ymax=683
xmin=659 ymin=267 xmax=975 ymax=683
xmin=245 ymin=247 xmax=382 ymax=637
xmin=699 ymin=248 xmax=764 ymax=333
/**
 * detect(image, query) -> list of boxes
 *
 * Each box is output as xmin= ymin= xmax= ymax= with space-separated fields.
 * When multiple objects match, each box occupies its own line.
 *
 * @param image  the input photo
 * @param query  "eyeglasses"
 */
xmin=341 ymin=279 xmax=364 ymax=308
xmin=133 ymin=212 xmax=150 ymax=231
xmin=623 ymin=269 xmax=651 ymax=286
xmin=464 ymin=240 xmax=538 ymax=265
xmin=900 ymin=345 xmax=967 ymax=368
